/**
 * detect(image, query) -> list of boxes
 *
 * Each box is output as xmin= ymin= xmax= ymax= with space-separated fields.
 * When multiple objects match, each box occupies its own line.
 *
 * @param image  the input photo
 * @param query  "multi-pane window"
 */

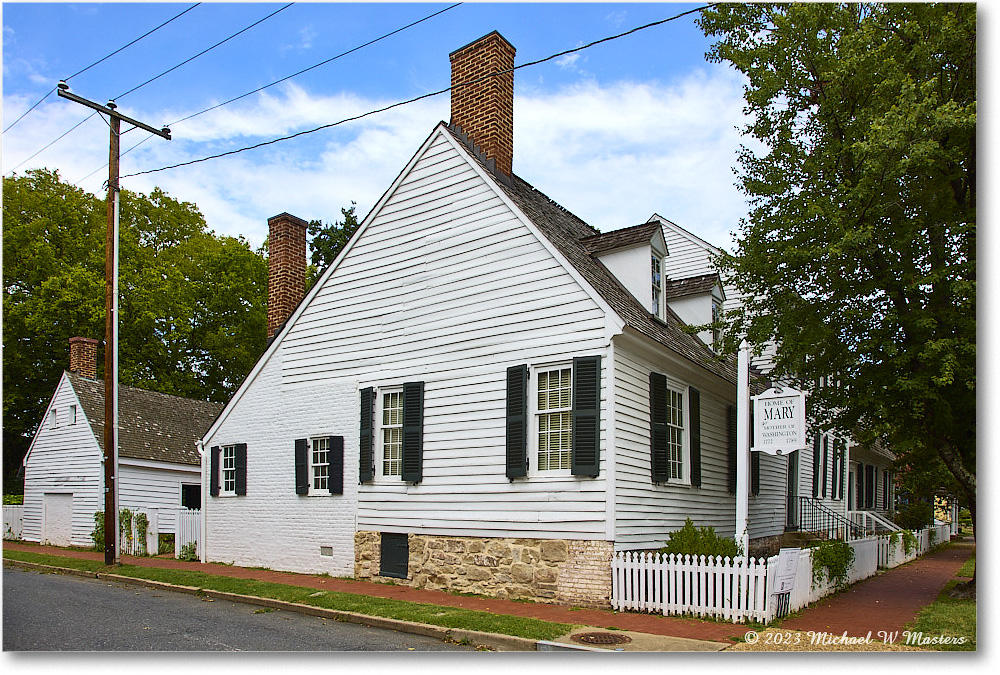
xmin=711 ymin=300 xmax=723 ymax=350
xmin=222 ymin=445 xmax=237 ymax=493
xmin=381 ymin=391 xmax=402 ymax=477
xmin=666 ymin=388 xmax=685 ymax=480
xmin=69 ymin=405 xmax=78 ymax=425
xmin=49 ymin=409 xmax=57 ymax=428
xmin=537 ymin=367 xmax=572 ymax=471
xmin=651 ymin=255 xmax=663 ymax=317
xmin=311 ymin=437 xmax=330 ymax=490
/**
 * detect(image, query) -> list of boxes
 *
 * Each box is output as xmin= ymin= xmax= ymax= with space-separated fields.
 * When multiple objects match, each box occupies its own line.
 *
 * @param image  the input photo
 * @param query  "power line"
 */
xmin=115 ymin=3 xmax=294 ymax=100
xmin=124 ymin=3 xmax=713 ymax=180
xmin=167 ymin=2 xmax=461 ymax=128
xmin=6 ymin=112 xmax=98 ymax=176
xmin=5 ymin=3 xmax=294 ymax=178
xmin=3 ymin=4 xmax=200 ymax=135
xmin=73 ymin=3 xmax=462 ymax=187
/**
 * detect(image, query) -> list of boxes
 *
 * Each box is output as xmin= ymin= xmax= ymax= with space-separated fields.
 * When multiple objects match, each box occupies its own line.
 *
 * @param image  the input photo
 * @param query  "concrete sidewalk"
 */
xmin=3 ymin=537 xmax=973 ymax=650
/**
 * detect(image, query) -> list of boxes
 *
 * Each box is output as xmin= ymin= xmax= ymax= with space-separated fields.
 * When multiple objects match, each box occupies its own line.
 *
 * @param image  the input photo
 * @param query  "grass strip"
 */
xmin=956 ymin=553 xmax=975 ymax=578
xmin=4 ymin=549 xmax=573 ymax=641
xmin=905 ymin=580 xmax=976 ymax=651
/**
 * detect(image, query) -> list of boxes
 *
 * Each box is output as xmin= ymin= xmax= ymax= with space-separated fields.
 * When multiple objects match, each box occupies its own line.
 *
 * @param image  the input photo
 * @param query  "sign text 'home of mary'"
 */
xmin=753 ymin=387 xmax=806 ymax=455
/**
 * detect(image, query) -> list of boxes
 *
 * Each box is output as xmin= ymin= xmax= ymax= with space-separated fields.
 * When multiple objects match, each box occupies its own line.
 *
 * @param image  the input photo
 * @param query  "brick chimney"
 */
xmin=267 ymin=212 xmax=308 ymax=339
xmin=68 ymin=337 xmax=99 ymax=379
xmin=450 ymin=31 xmax=516 ymax=177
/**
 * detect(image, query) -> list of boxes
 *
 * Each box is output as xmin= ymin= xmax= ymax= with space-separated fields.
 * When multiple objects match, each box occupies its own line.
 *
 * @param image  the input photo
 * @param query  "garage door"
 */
xmin=42 ymin=493 xmax=73 ymax=546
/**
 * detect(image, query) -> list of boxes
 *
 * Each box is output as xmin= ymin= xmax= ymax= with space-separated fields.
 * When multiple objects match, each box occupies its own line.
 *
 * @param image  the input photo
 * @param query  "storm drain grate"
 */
xmin=570 ymin=632 xmax=632 ymax=646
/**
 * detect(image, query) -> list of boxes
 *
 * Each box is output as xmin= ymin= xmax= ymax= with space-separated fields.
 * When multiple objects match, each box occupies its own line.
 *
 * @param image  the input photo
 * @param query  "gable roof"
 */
xmin=579 ymin=222 xmax=663 ymax=256
xmin=663 ymin=273 xmax=725 ymax=301
xmin=67 ymin=371 xmax=223 ymax=466
xmin=437 ymin=125 xmax=738 ymax=384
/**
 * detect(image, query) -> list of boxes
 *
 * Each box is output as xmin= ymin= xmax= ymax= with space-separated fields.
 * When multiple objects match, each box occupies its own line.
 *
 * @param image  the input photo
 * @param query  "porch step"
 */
xmin=781 ymin=531 xmax=825 ymax=548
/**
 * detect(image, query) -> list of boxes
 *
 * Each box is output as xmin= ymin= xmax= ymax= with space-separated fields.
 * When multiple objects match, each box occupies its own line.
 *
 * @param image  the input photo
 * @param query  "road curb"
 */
xmin=4 ymin=559 xmax=594 ymax=652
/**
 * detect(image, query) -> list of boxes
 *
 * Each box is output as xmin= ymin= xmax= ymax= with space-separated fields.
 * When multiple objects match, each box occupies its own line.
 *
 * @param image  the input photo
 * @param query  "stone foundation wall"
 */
xmin=749 ymin=533 xmax=783 ymax=559
xmin=355 ymin=532 xmax=613 ymax=608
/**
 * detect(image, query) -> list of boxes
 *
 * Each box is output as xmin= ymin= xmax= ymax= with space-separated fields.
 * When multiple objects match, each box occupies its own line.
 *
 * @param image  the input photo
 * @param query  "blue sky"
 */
xmin=3 ymin=2 xmax=755 ymax=249
xmin=4 ymin=2 xmax=988 ymax=256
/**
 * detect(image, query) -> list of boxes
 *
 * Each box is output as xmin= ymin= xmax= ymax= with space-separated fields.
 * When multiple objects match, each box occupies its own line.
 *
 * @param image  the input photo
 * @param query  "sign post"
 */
xmin=735 ymin=341 xmax=751 ymax=557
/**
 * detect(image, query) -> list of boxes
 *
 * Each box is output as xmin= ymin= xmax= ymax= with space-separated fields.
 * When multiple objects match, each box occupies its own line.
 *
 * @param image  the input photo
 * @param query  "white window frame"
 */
xmin=529 ymin=363 xmax=574 ymax=477
xmin=69 ymin=404 xmax=78 ymax=425
xmin=221 ymin=444 xmax=237 ymax=496
xmin=664 ymin=385 xmax=689 ymax=484
xmin=651 ymin=254 xmax=663 ymax=319
xmin=711 ymin=299 xmax=723 ymax=352
xmin=375 ymin=387 xmax=404 ymax=481
xmin=49 ymin=409 xmax=58 ymax=429
xmin=310 ymin=436 xmax=331 ymax=492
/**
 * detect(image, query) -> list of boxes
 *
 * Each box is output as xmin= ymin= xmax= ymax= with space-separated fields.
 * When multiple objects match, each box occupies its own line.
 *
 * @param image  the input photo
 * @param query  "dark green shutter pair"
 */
xmin=295 ymin=437 xmax=344 ymax=495
xmin=812 ymin=434 xmax=821 ymax=498
xmin=724 ymin=404 xmax=758 ymax=494
xmin=649 ymin=373 xmax=701 ymax=486
xmin=506 ymin=356 xmax=601 ymax=479
xmin=209 ymin=443 xmax=247 ymax=496
xmin=359 ymin=383 xmax=424 ymax=483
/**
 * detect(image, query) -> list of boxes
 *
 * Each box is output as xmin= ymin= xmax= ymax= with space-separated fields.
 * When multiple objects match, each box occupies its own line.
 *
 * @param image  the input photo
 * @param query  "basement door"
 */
xmin=42 ymin=493 xmax=73 ymax=546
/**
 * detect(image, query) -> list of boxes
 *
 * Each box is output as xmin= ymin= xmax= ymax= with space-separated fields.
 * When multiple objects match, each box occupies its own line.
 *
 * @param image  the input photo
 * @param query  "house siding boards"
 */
xmin=21 ymin=374 xmax=103 ymax=547
xmin=118 ymin=460 xmax=201 ymax=534
xmin=612 ymin=337 xmax=735 ymax=549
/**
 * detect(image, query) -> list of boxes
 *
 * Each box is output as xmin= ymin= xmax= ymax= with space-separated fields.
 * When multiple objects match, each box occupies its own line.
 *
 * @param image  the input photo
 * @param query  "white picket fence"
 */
xmin=175 ymin=509 xmax=201 ymax=559
xmin=612 ymin=552 xmax=770 ymax=623
xmin=3 ymin=505 xmax=25 ymax=540
xmin=612 ymin=524 xmax=953 ymax=624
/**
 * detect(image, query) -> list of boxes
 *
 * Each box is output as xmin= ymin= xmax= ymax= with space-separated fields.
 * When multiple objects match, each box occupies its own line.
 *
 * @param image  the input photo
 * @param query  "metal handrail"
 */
xmin=791 ymin=496 xmax=866 ymax=540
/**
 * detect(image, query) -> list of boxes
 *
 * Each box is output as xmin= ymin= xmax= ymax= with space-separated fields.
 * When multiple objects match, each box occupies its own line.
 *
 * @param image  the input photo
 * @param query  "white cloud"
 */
xmin=3 ymin=63 xmax=753 ymax=253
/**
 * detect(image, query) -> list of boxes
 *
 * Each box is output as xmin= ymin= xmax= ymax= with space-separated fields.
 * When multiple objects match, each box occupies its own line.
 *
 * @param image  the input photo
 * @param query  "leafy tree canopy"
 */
xmin=3 ymin=169 xmax=268 ymax=490
xmin=306 ymin=203 xmax=359 ymax=290
xmin=699 ymin=4 xmax=975 ymax=527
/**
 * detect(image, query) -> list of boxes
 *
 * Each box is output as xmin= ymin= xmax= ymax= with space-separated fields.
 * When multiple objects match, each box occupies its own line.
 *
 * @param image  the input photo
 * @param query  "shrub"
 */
xmin=659 ymin=518 xmax=743 ymax=558
xmin=178 ymin=541 xmax=198 ymax=561
xmin=894 ymin=501 xmax=933 ymax=530
xmin=158 ymin=533 xmax=175 ymax=555
xmin=811 ymin=539 xmax=855 ymax=589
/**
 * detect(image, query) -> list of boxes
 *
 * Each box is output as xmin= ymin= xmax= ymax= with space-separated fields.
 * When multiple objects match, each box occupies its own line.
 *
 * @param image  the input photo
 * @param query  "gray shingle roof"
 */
xmin=441 ymin=124 xmax=738 ymax=385
xmin=66 ymin=371 xmax=223 ymax=466
xmin=663 ymin=273 xmax=723 ymax=300
xmin=579 ymin=222 xmax=662 ymax=255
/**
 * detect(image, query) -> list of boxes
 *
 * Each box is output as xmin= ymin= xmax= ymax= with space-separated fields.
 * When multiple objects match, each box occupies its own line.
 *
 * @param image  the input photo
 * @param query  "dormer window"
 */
xmin=712 ymin=299 xmax=723 ymax=351
xmin=651 ymin=255 xmax=663 ymax=318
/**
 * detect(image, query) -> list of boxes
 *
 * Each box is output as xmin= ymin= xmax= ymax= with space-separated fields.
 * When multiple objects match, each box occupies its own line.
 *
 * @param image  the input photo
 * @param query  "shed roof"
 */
xmin=579 ymin=221 xmax=663 ymax=255
xmin=67 ymin=371 xmax=223 ymax=466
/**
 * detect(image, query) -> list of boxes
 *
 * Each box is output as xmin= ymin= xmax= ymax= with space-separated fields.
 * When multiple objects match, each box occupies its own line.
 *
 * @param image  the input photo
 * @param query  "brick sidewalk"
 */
xmin=782 ymin=539 xmax=974 ymax=636
xmin=4 ymin=538 xmax=973 ymax=644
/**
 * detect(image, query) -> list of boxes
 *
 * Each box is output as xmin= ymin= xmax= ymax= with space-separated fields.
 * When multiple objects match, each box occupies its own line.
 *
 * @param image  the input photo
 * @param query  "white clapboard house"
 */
xmin=20 ymin=337 xmax=222 ymax=548
xmin=650 ymin=215 xmax=898 ymax=537
xmin=199 ymin=32 xmax=792 ymax=607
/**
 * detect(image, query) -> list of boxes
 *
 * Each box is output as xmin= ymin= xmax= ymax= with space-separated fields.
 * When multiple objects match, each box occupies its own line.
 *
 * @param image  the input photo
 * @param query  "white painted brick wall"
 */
xmin=203 ymin=348 xmax=358 ymax=575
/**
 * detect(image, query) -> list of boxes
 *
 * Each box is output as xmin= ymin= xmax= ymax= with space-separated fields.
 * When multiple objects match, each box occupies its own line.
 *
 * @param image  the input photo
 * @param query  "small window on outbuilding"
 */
xmin=181 ymin=483 xmax=201 ymax=509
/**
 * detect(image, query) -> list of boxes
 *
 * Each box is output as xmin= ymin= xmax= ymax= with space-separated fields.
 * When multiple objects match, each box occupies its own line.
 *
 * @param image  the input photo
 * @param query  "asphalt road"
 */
xmin=3 ymin=567 xmax=474 ymax=652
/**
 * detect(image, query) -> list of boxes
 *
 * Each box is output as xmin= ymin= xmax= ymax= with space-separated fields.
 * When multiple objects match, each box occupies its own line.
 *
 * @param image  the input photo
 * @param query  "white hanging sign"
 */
xmin=753 ymin=387 xmax=807 ymax=455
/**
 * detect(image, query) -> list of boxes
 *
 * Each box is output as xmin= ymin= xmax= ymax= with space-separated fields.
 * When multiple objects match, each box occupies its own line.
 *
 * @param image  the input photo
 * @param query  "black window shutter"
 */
xmin=571 ymin=356 xmax=601 ymax=477
xmin=726 ymin=404 xmax=737 ymax=493
xmin=812 ymin=434 xmax=821 ymax=498
xmin=210 ymin=446 xmax=221 ymax=497
xmin=329 ymin=436 xmax=344 ymax=495
xmin=857 ymin=463 xmax=865 ymax=508
xmin=751 ymin=447 xmax=760 ymax=495
xmin=295 ymin=438 xmax=309 ymax=495
xmin=866 ymin=464 xmax=875 ymax=508
xmin=506 ymin=365 xmax=528 ymax=479
xmin=380 ymin=533 xmax=409 ymax=579
xmin=401 ymin=381 xmax=424 ymax=483
xmin=359 ymin=387 xmax=374 ymax=482
xmin=688 ymin=387 xmax=702 ymax=487
xmin=822 ymin=435 xmax=829 ymax=498
xmin=234 ymin=443 xmax=247 ymax=496
xmin=649 ymin=373 xmax=668 ymax=482
xmin=836 ymin=439 xmax=845 ymax=500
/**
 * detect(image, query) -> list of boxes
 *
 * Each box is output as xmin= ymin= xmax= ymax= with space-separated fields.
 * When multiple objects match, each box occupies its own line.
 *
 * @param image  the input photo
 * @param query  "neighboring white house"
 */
xmin=200 ymin=32 xmax=794 ymax=608
xmin=20 ymin=337 xmax=222 ymax=548
xmin=650 ymin=215 xmax=897 ymax=536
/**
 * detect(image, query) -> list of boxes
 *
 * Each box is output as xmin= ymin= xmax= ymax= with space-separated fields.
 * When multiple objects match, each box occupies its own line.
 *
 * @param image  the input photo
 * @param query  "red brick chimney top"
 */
xmin=68 ymin=337 xmax=99 ymax=379
xmin=449 ymin=31 xmax=516 ymax=177
xmin=267 ymin=212 xmax=308 ymax=339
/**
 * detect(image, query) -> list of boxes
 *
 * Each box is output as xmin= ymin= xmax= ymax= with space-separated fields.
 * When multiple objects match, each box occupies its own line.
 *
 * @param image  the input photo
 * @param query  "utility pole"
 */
xmin=57 ymin=82 xmax=170 ymax=564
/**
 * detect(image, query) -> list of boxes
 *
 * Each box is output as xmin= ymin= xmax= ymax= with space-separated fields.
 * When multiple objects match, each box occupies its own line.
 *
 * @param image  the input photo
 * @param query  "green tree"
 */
xmin=2 ymin=169 xmax=267 ymax=490
xmin=306 ymin=203 xmax=359 ymax=290
xmin=699 ymin=4 xmax=975 ymax=548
